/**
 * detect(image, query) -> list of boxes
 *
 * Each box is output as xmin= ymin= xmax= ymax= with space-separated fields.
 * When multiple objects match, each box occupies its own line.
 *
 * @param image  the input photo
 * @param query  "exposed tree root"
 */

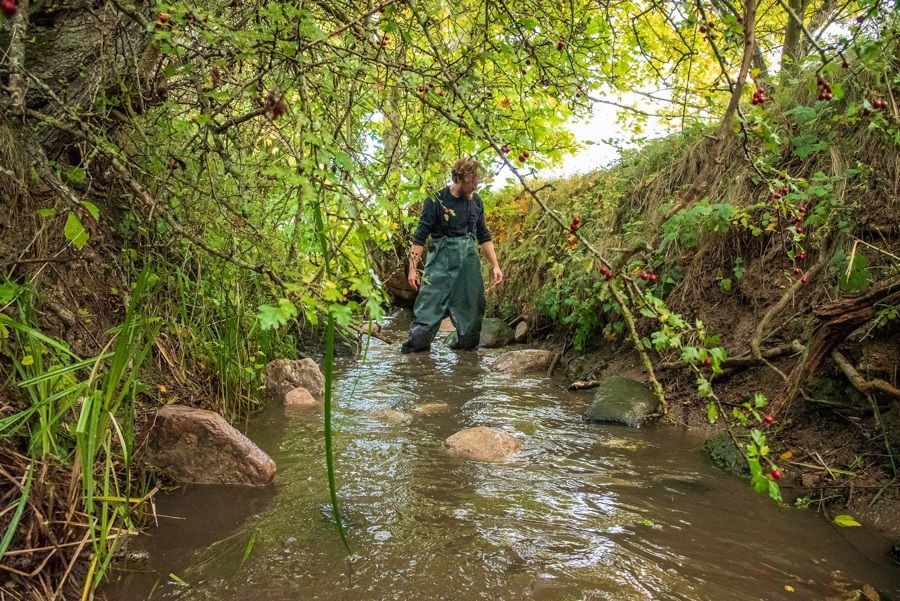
xmin=770 ymin=277 xmax=900 ymax=416
xmin=831 ymin=349 xmax=900 ymax=402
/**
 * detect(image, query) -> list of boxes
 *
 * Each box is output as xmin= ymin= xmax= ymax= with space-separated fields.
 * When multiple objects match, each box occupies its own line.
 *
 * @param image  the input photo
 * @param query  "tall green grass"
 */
xmin=1 ymin=271 xmax=159 ymax=596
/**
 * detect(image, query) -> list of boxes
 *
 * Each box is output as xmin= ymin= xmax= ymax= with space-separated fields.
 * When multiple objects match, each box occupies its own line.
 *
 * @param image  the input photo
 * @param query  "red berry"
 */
xmin=640 ymin=272 xmax=648 ymax=280
xmin=703 ymin=358 xmax=711 ymax=367
xmin=525 ymin=58 xmax=531 ymax=66
xmin=1 ymin=0 xmax=17 ymax=16
xmin=159 ymin=12 xmax=169 ymax=22
xmin=445 ymin=208 xmax=451 ymax=214
xmin=856 ymin=14 xmax=865 ymax=23
xmin=649 ymin=274 xmax=657 ymax=283
xmin=599 ymin=266 xmax=608 ymax=275
xmin=772 ymin=469 xmax=782 ymax=480
xmin=774 ymin=192 xmax=782 ymax=199
xmin=518 ymin=155 xmax=526 ymax=163
xmin=824 ymin=92 xmax=832 ymax=101
xmin=522 ymin=150 xmax=530 ymax=158
xmin=457 ymin=112 xmax=464 ymax=118
xmin=439 ymin=90 xmax=444 ymax=96
xmin=796 ymin=251 xmax=806 ymax=259
xmin=605 ymin=271 xmax=614 ymax=280
xmin=796 ymin=226 xmax=804 ymax=234
xmin=572 ymin=216 xmax=580 ymax=225
xmin=171 ymin=160 xmax=179 ymax=170
xmin=570 ymin=224 xmax=578 ymax=233
xmin=794 ymin=267 xmax=802 ymax=275
xmin=575 ymin=93 xmax=581 ymax=99
xmin=428 ymin=82 xmax=433 ymax=88
xmin=781 ymin=187 xmax=788 ymax=195
xmin=798 ymin=206 xmax=806 ymax=213
xmin=818 ymin=93 xmax=826 ymax=101
xmin=763 ymin=415 xmax=774 ymax=424
xmin=801 ymin=276 xmax=808 ymax=283
xmin=557 ymin=42 xmax=564 ymax=50
xmin=699 ymin=24 xmax=707 ymax=33
xmin=707 ymin=21 xmax=715 ymax=28
xmin=501 ymin=145 xmax=510 ymax=153
xmin=736 ymin=14 xmax=743 ymax=23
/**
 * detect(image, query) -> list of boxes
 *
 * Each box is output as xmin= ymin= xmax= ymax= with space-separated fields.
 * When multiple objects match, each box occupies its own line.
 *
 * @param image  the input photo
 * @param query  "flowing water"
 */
xmin=104 ymin=316 xmax=899 ymax=600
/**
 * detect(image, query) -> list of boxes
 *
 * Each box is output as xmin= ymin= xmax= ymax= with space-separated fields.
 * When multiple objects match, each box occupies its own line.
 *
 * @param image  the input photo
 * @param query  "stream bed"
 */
xmin=103 ymin=317 xmax=899 ymax=600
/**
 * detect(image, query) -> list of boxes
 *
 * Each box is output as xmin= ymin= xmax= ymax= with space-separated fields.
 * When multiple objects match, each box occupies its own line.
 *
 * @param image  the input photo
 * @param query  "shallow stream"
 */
xmin=103 ymin=317 xmax=899 ymax=600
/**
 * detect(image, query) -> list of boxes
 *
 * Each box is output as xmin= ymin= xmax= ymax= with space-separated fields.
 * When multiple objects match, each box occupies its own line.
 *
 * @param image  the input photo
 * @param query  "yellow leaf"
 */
xmin=158 ymin=385 xmax=167 ymax=393
xmin=21 ymin=355 xmax=34 ymax=366
xmin=780 ymin=450 xmax=793 ymax=460
xmin=499 ymin=97 xmax=511 ymax=108
xmin=765 ymin=221 xmax=778 ymax=231
xmin=751 ymin=68 xmax=760 ymax=78
xmin=833 ymin=514 xmax=862 ymax=527
xmin=784 ymin=585 xmax=794 ymax=592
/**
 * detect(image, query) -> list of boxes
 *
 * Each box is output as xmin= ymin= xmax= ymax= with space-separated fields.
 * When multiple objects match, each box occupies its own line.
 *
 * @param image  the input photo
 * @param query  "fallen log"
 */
xmin=769 ymin=278 xmax=900 ymax=416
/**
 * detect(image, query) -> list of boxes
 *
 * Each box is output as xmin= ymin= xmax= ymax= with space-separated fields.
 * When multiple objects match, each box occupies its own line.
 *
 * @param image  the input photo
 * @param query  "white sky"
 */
xmin=488 ymin=92 xmax=669 ymax=191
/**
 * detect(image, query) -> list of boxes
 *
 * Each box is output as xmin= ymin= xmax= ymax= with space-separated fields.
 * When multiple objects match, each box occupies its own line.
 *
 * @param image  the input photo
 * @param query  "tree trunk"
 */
xmin=780 ymin=0 xmax=807 ymax=71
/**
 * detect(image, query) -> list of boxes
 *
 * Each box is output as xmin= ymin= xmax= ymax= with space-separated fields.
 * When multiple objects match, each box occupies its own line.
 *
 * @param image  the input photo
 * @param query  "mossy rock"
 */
xmin=582 ymin=376 xmax=660 ymax=427
xmin=444 ymin=318 xmax=515 ymax=349
xmin=704 ymin=433 xmax=749 ymax=477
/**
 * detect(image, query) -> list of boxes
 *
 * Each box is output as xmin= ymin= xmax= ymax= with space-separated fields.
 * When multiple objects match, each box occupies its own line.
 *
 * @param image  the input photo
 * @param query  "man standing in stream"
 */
xmin=401 ymin=158 xmax=504 ymax=354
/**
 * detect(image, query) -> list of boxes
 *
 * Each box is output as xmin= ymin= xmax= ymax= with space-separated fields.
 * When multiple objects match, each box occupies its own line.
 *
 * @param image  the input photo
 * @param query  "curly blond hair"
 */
xmin=451 ymin=158 xmax=482 ymax=184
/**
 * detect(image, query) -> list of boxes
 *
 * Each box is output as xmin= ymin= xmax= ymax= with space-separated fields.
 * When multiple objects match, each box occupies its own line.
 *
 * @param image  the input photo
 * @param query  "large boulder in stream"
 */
xmin=265 ymin=358 xmax=325 ymax=401
xmin=146 ymin=406 xmax=276 ymax=486
xmin=491 ymin=349 xmax=556 ymax=374
xmin=444 ymin=427 xmax=521 ymax=461
xmin=444 ymin=318 xmax=516 ymax=349
xmin=582 ymin=376 xmax=660 ymax=427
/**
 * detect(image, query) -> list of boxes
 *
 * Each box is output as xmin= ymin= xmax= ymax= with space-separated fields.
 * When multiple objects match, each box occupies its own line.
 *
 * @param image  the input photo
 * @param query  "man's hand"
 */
xmin=408 ymin=266 xmax=420 ymax=291
xmin=492 ymin=266 xmax=504 ymax=285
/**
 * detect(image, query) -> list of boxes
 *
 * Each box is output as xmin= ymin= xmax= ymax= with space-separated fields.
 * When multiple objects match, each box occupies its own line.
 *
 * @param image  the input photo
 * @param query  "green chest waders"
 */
xmin=401 ymin=235 xmax=485 ymax=353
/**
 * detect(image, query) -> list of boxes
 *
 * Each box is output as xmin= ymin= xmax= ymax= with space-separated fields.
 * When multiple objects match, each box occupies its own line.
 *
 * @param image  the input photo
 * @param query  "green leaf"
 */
xmin=833 ymin=514 xmax=862 ymax=527
xmin=36 ymin=208 xmax=57 ymax=218
xmin=697 ymin=376 xmax=712 ymax=397
xmin=66 ymin=166 xmax=85 ymax=183
xmin=64 ymin=212 xmax=89 ymax=250
xmin=83 ymin=201 xmax=100 ymax=220
xmin=706 ymin=401 xmax=718 ymax=423
xmin=258 ymin=299 xmax=298 ymax=330
xmin=681 ymin=346 xmax=700 ymax=363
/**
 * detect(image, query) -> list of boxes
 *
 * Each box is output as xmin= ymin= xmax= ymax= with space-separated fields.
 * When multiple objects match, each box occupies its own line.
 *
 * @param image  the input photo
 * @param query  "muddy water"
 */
xmin=104 ymin=317 xmax=899 ymax=600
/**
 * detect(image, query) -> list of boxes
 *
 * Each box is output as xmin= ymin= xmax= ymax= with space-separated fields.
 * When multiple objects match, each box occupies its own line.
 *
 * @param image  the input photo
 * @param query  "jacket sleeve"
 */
xmin=412 ymin=196 xmax=439 ymax=246
xmin=474 ymin=195 xmax=492 ymax=244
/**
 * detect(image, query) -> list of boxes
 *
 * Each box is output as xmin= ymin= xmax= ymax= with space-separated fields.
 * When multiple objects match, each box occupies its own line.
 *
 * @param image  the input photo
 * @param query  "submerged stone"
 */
xmin=582 ymin=376 xmax=660 ymax=427
xmin=370 ymin=408 xmax=412 ymax=423
xmin=704 ymin=432 xmax=750 ymax=477
xmin=491 ymin=349 xmax=556 ymax=374
xmin=444 ymin=317 xmax=516 ymax=349
xmin=444 ymin=426 xmax=521 ymax=461
xmin=146 ymin=405 xmax=276 ymax=486
xmin=284 ymin=386 xmax=318 ymax=406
